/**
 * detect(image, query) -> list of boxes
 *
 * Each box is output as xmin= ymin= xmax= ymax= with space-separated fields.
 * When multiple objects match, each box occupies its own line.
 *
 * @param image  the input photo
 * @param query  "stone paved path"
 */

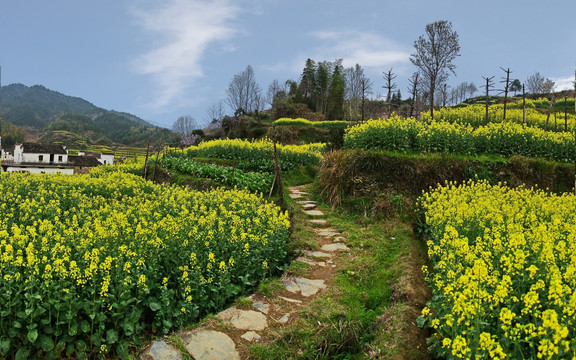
xmin=139 ymin=185 xmax=349 ymax=359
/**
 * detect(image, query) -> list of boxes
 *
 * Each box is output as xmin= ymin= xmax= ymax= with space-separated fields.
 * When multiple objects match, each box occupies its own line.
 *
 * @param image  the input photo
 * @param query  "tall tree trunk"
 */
xmin=430 ymin=83 xmax=435 ymax=120
xmin=564 ymin=96 xmax=568 ymax=131
xmin=545 ymin=95 xmax=554 ymax=131
xmin=522 ymin=85 xmax=526 ymax=126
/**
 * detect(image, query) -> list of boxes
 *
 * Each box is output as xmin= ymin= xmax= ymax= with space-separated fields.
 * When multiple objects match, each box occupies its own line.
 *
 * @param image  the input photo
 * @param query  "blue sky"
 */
xmin=1 ymin=0 xmax=575 ymax=129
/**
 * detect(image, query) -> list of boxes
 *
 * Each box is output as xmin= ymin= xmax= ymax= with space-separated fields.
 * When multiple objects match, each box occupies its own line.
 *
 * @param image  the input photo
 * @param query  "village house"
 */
xmin=77 ymin=151 xmax=114 ymax=165
xmin=1 ymin=143 xmax=111 ymax=174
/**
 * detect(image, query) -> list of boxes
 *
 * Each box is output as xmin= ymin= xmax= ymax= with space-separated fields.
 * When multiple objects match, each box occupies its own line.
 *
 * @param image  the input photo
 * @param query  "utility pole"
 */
xmin=482 ymin=76 xmax=495 ymax=125
xmin=499 ymin=67 xmax=511 ymax=120
xmin=522 ymin=84 xmax=526 ymax=126
xmin=0 ymin=66 xmax=3 ymax=156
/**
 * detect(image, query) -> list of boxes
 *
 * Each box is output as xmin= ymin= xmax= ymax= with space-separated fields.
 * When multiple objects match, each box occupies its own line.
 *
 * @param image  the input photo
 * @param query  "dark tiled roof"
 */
xmin=68 ymin=156 xmax=102 ymax=167
xmin=22 ymin=143 xmax=67 ymax=154
xmin=2 ymin=146 xmax=15 ymax=155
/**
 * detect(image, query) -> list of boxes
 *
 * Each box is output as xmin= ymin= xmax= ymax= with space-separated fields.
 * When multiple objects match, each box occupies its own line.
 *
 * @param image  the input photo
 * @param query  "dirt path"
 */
xmin=139 ymin=185 xmax=350 ymax=360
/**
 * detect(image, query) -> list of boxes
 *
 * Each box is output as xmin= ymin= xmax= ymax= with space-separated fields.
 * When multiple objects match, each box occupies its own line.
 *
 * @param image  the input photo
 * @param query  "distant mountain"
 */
xmin=0 ymin=83 xmax=174 ymax=146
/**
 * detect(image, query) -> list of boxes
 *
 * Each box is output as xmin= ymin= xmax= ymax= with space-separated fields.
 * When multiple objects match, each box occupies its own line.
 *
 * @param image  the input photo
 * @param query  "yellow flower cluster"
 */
xmin=419 ymin=180 xmax=576 ymax=359
xmin=0 ymin=171 xmax=290 ymax=357
xmin=344 ymin=116 xmax=575 ymax=162
xmin=421 ymin=101 xmax=576 ymax=131
xmin=178 ymin=138 xmax=325 ymax=171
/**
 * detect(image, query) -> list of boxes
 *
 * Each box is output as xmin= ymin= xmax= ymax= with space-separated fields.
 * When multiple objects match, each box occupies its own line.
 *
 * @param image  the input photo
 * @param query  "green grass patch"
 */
xmin=247 ymin=211 xmax=427 ymax=359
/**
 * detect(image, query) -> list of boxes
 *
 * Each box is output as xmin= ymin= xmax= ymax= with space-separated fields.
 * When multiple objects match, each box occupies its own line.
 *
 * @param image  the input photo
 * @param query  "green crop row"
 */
xmin=160 ymin=157 xmax=273 ymax=193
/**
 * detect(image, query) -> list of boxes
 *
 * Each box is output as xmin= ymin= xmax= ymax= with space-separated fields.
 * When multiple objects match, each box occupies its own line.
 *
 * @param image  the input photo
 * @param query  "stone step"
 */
xmin=139 ymin=339 xmax=181 ymax=360
xmin=241 ymin=331 xmax=261 ymax=342
xmin=217 ymin=308 xmax=268 ymax=331
xmin=278 ymin=296 xmax=302 ymax=304
xmin=308 ymin=219 xmax=328 ymax=226
xmin=303 ymin=209 xmax=324 ymax=217
xmin=316 ymin=230 xmax=339 ymax=237
xmin=302 ymin=203 xmax=318 ymax=211
xmin=321 ymin=243 xmax=350 ymax=252
xmin=282 ymin=277 xmax=326 ymax=297
xmin=180 ymin=330 xmax=239 ymax=360
xmin=303 ymin=250 xmax=331 ymax=258
xmin=295 ymin=256 xmax=326 ymax=267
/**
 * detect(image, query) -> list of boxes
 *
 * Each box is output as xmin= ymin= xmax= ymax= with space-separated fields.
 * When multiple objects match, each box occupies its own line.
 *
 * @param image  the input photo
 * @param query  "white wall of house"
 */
xmin=3 ymin=166 xmax=74 ymax=175
xmin=1 ymin=150 xmax=14 ymax=162
xmin=78 ymin=151 xmax=115 ymax=165
xmin=100 ymin=153 xmax=114 ymax=165
xmin=13 ymin=144 xmax=23 ymax=163
xmin=21 ymin=152 xmax=68 ymax=164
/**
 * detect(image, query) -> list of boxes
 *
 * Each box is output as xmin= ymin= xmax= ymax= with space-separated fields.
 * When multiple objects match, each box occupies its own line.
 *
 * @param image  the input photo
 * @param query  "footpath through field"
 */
xmin=139 ymin=185 xmax=351 ymax=360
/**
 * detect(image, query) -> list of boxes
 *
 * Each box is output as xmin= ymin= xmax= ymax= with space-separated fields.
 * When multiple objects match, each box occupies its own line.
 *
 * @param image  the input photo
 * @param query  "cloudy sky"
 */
xmin=1 ymin=0 xmax=575 ymax=128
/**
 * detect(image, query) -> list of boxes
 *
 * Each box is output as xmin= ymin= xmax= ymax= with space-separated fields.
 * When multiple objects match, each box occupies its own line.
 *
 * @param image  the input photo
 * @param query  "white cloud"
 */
xmin=131 ymin=0 xmax=239 ymax=110
xmin=552 ymin=75 xmax=575 ymax=91
xmin=309 ymin=30 xmax=411 ymax=70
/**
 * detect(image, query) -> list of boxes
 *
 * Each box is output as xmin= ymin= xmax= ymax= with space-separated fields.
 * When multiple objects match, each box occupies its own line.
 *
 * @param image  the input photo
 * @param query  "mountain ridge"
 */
xmin=0 ymin=83 xmax=173 ymax=146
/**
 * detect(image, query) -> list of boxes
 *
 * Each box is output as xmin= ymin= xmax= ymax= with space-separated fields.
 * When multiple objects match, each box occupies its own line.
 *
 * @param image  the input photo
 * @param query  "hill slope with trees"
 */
xmin=0 ymin=83 xmax=174 ymax=147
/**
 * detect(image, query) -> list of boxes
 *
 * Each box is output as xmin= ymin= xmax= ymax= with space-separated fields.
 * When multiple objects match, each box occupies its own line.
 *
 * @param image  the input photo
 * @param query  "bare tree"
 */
xmin=172 ymin=115 xmax=197 ymax=136
xmin=525 ymin=72 xmax=546 ymax=95
xmin=436 ymin=84 xmax=450 ymax=107
xmin=225 ymin=65 xmax=263 ymax=114
xmin=466 ymin=83 xmax=478 ymax=99
xmin=499 ymin=67 xmax=512 ymax=120
xmin=542 ymin=78 xmax=555 ymax=94
xmin=482 ymin=76 xmax=495 ymax=124
xmin=345 ymin=64 xmax=373 ymax=120
xmin=266 ymin=79 xmax=287 ymax=108
xmin=359 ymin=77 xmax=373 ymax=121
xmin=407 ymin=72 xmax=420 ymax=117
xmin=410 ymin=20 xmax=461 ymax=119
xmin=382 ymin=68 xmax=397 ymax=114
xmin=206 ymin=101 xmax=225 ymax=123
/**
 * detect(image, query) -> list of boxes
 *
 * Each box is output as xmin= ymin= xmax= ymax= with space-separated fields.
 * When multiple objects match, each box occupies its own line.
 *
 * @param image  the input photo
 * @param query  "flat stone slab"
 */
xmin=321 ymin=243 xmax=350 ymax=252
xmin=278 ymin=296 xmax=302 ymax=304
xmin=294 ymin=277 xmax=326 ymax=297
xmin=252 ymin=301 xmax=270 ymax=315
xmin=334 ymin=236 xmax=346 ymax=243
xmin=316 ymin=230 xmax=339 ymax=237
xmin=304 ymin=251 xmax=331 ymax=258
xmin=302 ymin=203 xmax=318 ymax=210
xmin=288 ymin=193 xmax=302 ymax=199
xmin=295 ymin=256 xmax=325 ymax=267
xmin=303 ymin=210 xmax=324 ymax=217
xmin=295 ymin=256 xmax=316 ymax=264
xmin=296 ymin=200 xmax=318 ymax=205
xmin=217 ymin=308 xmax=268 ymax=330
xmin=282 ymin=279 xmax=300 ymax=293
xmin=140 ymin=340 xmax=182 ymax=360
xmin=279 ymin=314 xmax=290 ymax=324
xmin=308 ymin=219 xmax=328 ymax=225
xmin=241 ymin=331 xmax=261 ymax=342
xmin=180 ymin=330 xmax=239 ymax=360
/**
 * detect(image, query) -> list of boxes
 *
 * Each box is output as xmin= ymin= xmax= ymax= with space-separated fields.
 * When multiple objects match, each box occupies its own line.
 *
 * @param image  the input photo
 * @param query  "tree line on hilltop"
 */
xmin=173 ymin=20 xmax=573 ymax=146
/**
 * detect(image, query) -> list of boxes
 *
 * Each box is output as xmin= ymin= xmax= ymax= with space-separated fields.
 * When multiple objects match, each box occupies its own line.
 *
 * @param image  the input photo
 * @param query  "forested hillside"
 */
xmin=0 ymin=83 xmax=174 ymax=146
